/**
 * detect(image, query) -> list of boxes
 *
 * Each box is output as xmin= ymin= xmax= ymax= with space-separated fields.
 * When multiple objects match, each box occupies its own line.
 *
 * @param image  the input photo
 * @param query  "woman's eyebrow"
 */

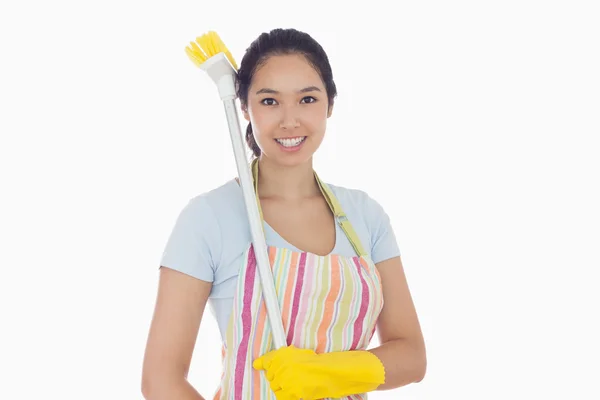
xmin=255 ymin=86 xmax=322 ymax=95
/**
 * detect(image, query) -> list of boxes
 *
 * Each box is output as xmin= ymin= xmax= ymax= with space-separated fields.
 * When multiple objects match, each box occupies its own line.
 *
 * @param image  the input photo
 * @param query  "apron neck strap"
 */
xmin=251 ymin=158 xmax=367 ymax=257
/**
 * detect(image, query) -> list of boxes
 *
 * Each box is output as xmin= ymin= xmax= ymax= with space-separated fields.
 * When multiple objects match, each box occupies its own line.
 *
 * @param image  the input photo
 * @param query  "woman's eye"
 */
xmin=261 ymin=98 xmax=277 ymax=106
xmin=260 ymin=97 xmax=316 ymax=106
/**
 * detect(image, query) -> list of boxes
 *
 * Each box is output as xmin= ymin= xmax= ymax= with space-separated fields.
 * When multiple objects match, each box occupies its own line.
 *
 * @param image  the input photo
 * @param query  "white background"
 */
xmin=1 ymin=0 xmax=599 ymax=399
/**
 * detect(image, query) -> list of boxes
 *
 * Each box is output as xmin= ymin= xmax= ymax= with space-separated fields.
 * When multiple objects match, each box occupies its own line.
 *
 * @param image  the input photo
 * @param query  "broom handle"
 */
xmin=222 ymin=98 xmax=287 ymax=350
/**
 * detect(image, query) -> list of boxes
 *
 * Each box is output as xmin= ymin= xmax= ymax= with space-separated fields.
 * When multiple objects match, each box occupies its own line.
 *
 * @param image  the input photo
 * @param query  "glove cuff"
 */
xmin=319 ymin=349 xmax=386 ymax=387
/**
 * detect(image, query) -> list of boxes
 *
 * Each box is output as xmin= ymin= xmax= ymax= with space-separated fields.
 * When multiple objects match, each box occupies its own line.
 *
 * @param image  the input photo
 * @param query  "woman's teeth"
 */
xmin=275 ymin=137 xmax=306 ymax=147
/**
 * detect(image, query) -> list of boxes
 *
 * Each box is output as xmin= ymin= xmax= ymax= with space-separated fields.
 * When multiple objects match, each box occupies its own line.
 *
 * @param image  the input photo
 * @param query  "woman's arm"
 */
xmin=141 ymin=266 xmax=212 ymax=400
xmin=368 ymin=255 xmax=427 ymax=389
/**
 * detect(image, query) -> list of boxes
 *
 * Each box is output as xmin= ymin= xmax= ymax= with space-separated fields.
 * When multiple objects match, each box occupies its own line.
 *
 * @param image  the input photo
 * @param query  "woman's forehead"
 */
xmin=250 ymin=54 xmax=324 ymax=93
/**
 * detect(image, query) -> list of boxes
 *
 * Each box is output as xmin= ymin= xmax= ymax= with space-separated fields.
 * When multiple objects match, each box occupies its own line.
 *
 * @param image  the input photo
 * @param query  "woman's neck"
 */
xmin=256 ymin=156 xmax=321 ymax=200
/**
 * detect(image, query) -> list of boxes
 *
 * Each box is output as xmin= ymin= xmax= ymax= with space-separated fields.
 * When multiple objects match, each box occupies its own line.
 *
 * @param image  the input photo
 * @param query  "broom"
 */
xmin=184 ymin=31 xmax=287 ymax=350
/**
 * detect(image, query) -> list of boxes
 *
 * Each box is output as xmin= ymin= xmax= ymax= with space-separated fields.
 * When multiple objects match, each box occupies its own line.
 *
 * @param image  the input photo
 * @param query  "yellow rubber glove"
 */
xmin=253 ymin=345 xmax=385 ymax=400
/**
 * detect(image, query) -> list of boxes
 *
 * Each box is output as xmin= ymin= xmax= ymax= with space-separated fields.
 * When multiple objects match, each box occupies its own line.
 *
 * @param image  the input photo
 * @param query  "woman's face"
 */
xmin=242 ymin=54 xmax=332 ymax=167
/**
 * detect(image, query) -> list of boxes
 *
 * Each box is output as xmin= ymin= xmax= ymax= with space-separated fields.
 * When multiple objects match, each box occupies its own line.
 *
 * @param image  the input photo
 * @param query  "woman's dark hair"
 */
xmin=235 ymin=28 xmax=337 ymax=158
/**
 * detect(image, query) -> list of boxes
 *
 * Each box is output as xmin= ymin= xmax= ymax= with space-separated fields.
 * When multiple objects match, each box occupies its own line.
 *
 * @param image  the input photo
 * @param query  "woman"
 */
xmin=142 ymin=28 xmax=427 ymax=400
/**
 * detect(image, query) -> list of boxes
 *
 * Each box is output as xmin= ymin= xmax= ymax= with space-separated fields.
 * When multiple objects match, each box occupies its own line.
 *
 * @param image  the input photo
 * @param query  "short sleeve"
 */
xmin=159 ymin=196 xmax=222 ymax=282
xmin=364 ymin=194 xmax=401 ymax=264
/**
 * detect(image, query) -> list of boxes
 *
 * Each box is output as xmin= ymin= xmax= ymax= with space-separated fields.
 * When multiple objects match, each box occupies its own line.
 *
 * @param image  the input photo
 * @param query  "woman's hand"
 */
xmin=253 ymin=345 xmax=385 ymax=400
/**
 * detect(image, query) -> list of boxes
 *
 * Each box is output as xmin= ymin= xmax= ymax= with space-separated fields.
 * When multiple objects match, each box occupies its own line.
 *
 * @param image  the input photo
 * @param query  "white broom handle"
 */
xmin=222 ymin=98 xmax=287 ymax=350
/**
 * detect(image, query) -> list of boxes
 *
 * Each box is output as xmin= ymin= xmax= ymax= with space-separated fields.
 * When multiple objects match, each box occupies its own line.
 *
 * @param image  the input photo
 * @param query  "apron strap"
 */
xmin=251 ymin=159 xmax=367 ymax=257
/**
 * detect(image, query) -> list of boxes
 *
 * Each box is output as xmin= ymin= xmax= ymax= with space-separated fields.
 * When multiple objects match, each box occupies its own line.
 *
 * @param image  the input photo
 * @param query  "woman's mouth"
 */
xmin=275 ymin=136 xmax=306 ymax=151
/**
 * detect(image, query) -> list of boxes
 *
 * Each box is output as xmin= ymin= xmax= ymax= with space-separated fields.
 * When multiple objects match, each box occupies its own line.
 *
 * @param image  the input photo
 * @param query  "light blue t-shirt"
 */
xmin=159 ymin=179 xmax=401 ymax=340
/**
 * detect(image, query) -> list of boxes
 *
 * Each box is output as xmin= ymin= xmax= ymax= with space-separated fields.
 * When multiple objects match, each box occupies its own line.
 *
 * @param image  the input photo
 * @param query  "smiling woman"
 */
xmin=142 ymin=28 xmax=426 ymax=400
xmin=236 ymin=37 xmax=336 ymax=168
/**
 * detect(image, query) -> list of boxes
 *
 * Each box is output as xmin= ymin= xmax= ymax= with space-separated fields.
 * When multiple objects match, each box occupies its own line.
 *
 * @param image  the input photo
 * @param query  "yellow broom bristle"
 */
xmin=184 ymin=31 xmax=238 ymax=70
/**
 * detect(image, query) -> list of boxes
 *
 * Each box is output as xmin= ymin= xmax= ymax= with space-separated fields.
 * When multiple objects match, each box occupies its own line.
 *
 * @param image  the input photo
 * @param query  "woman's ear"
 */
xmin=241 ymin=104 xmax=250 ymax=122
xmin=327 ymin=103 xmax=334 ymax=118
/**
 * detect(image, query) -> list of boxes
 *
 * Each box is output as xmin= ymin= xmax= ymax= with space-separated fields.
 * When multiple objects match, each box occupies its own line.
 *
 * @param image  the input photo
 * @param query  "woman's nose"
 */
xmin=279 ymin=106 xmax=300 ymax=129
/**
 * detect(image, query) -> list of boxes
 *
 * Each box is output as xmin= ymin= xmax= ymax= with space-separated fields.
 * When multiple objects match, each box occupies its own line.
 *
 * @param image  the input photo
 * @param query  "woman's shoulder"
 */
xmin=172 ymin=178 xmax=248 ymax=239
xmin=185 ymin=178 xmax=243 ymax=213
xmin=160 ymin=179 xmax=249 ymax=283
xmin=325 ymin=182 xmax=386 ymax=215
xmin=325 ymin=182 xmax=401 ymax=262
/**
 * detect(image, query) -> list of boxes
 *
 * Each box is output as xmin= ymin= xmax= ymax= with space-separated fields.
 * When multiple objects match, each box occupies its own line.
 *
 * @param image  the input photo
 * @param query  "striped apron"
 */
xmin=213 ymin=160 xmax=384 ymax=400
